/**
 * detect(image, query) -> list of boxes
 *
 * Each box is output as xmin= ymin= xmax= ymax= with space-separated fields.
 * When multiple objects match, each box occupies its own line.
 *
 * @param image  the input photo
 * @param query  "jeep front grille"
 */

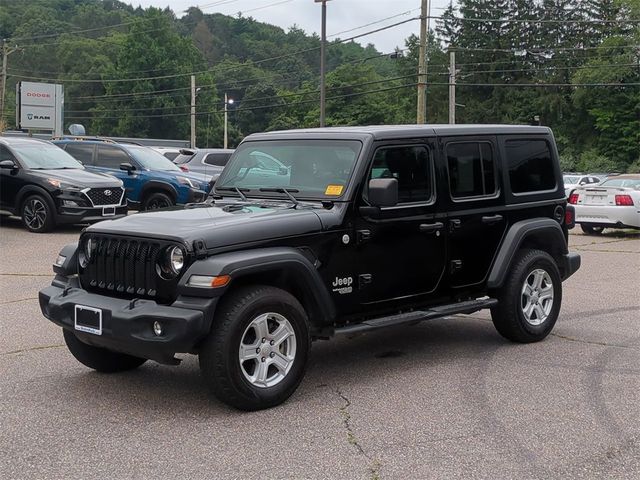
xmin=79 ymin=234 xmax=184 ymax=302
xmin=84 ymin=187 xmax=125 ymax=206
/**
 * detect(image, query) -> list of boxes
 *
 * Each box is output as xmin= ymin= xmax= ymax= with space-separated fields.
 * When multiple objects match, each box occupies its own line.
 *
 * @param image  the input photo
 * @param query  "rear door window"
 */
xmin=506 ymin=140 xmax=556 ymax=194
xmin=95 ymin=145 xmax=131 ymax=169
xmin=446 ymin=142 xmax=497 ymax=199
xmin=63 ymin=143 xmax=95 ymax=165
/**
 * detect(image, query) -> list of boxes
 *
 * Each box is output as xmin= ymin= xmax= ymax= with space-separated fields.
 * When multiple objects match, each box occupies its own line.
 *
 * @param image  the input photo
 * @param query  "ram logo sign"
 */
xmin=17 ymin=81 xmax=64 ymax=135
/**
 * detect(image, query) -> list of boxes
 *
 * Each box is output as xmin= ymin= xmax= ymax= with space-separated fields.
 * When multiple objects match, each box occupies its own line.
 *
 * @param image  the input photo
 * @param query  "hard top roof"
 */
xmin=245 ymin=124 xmax=552 ymax=141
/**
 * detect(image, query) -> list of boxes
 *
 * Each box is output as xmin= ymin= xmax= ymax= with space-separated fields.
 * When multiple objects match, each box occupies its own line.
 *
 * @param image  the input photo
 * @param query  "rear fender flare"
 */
xmin=487 ymin=218 xmax=568 ymax=289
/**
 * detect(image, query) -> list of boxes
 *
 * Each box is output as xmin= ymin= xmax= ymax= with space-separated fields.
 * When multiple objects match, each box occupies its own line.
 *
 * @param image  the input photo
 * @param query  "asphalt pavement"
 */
xmin=1 ymin=215 xmax=639 ymax=480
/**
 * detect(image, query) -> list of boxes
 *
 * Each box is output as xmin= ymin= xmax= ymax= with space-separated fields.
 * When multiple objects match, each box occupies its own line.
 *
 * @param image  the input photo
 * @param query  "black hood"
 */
xmin=87 ymin=202 xmax=324 ymax=249
xmin=30 ymin=169 xmax=122 ymax=188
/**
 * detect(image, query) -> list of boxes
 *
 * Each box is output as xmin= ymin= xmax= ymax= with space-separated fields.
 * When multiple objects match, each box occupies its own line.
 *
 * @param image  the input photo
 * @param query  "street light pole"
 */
xmin=190 ymin=75 xmax=196 ymax=148
xmin=315 ymin=0 xmax=331 ymax=127
xmin=416 ymin=0 xmax=430 ymax=124
xmin=224 ymin=93 xmax=234 ymax=149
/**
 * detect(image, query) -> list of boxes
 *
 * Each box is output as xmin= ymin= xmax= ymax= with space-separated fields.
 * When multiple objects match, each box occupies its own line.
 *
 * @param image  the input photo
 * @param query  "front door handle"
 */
xmin=419 ymin=222 xmax=444 ymax=233
xmin=482 ymin=214 xmax=503 ymax=225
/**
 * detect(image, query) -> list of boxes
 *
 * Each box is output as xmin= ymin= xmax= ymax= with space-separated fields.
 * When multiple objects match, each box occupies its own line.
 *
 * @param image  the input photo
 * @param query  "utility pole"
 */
xmin=416 ymin=0 xmax=430 ymax=124
xmin=315 ymin=0 xmax=331 ymax=127
xmin=448 ymin=48 xmax=456 ymax=125
xmin=1 ymin=39 xmax=19 ymax=122
xmin=190 ymin=75 xmax=196 ymax=148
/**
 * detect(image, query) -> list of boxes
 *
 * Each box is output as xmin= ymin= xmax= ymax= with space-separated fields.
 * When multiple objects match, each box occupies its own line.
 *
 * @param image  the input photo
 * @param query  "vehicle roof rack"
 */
xmin=51 ymin=135 xmax=118 ymax=143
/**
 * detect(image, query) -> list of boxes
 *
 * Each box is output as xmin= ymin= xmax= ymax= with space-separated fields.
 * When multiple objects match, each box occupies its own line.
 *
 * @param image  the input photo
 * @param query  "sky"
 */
xmin=123 ymin=0 xmax=453 ymax=53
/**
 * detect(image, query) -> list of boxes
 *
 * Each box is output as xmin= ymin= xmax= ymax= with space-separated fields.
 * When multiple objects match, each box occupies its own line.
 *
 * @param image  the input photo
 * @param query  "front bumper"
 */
xmin=39 ymin=283 xmax=217 ymax=364
xmin=183 ymin=188 xmax=208 ymax=204
xmin=56 ymin=205 xmax=128 ymax=224
xmin=574 ymin=204 xmax=640 ymax=229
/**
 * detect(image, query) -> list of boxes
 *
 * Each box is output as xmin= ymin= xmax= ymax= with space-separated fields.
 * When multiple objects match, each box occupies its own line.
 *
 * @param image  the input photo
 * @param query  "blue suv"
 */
xmin=54 ymin=139 xmax=212 ymax=210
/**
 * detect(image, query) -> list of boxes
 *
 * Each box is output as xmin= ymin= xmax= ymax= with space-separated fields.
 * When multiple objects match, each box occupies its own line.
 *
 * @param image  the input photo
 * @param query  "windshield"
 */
xmin=127 ymin=146 xmax=181 ymax=171
xmin=10 ymin=143 xmax=83 ymax=169
xmin=601 ymin=178 xmax=640 ymax=188
xmin=216 ymin=140 xmax=362 ymax=199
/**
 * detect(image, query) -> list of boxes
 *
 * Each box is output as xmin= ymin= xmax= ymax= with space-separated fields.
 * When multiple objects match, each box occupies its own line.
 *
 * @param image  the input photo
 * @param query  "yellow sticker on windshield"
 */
xmin=325 ymin=185 xmax=344 ymax=196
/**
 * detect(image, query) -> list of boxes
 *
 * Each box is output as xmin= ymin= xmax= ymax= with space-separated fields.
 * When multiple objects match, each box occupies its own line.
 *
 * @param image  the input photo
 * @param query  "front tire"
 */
xmin=491 ymin=249 xmax=562 ymax=343
xmin=63 ymin=329 xmax=147 ymax=373
xmin=142 ymin=192 xmax=174 ymax=210
xmin=581 ymin=224 xmax=604 ymax=235
xmin=199 ymin=285 xmax=310 ymax=411
xmin=21 ymin=194 xmax=55 ymax=233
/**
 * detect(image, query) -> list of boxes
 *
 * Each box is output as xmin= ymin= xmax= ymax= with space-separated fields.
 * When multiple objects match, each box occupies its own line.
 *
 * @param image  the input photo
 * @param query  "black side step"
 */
xmin=335 ymin=298 xmax=498 ymax=335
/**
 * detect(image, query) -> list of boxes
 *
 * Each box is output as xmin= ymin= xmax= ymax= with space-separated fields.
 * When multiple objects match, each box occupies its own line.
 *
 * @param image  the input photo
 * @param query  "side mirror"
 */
xmin=0 ymin=160 xmax=17 ymax=169
xmin=579 ymin=180 xmax=586 ymax=185
xmin=278 ymin=166 xmax=289 ymax=176
xmin=368 ymin=178 xmax=398 ymax=207
xmin=120 ymin=162 xmax=135 ymax=174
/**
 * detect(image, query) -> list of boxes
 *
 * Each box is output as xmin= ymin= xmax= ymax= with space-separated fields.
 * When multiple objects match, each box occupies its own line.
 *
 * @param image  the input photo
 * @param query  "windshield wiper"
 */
xmin=259 ymin=187 xmax=300 ymax=207
xmin=216 ymin=186 xmax=250 ymax=201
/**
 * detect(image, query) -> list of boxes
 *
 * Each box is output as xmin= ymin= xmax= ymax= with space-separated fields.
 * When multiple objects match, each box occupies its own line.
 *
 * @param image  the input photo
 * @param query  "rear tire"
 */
xmin=142 ymin=192 xmax=174 ymax=210
xmin=199 ymin=285 xmax=310 ymax=411
xmin=581 ymin=224 xmax=604 ymax=235
xmin=63 ymin=329 xmax=147 ymax=373
xmin=491 ymin=249 xmax=562 ymax=343
xmin=21 ymin=194 xmax=55 ymax=233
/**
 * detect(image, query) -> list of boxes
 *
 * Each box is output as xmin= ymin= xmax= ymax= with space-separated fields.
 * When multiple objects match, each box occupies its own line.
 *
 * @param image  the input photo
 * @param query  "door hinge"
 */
xmin=450 ymin=260 xmax=462 ymax=274
xmin=356 ymin=229 xmax=371 ymax=244
xmin=358 ymin=274 xmax=373 ymax=290
xmin=449 ymin=219 xmax=461 ymax=233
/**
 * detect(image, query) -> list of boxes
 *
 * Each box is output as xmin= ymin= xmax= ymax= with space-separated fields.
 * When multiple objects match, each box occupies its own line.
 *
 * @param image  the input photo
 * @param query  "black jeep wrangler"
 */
xmin=39 ymin=125 xmax=580 ymax=410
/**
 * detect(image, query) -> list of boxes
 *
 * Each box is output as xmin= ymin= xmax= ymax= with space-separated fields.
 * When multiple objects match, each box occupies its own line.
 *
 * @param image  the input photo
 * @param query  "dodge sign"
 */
xmin=17 ymin=81 xmax=64 ymax=134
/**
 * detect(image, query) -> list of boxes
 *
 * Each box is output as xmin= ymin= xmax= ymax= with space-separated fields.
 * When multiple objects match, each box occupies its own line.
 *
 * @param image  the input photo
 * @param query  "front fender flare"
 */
xmin=178 ymin=247 xmax=336 ymax=324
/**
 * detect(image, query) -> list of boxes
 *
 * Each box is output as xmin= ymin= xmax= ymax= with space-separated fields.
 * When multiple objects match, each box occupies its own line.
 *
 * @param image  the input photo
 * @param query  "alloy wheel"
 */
xmin=23 ymin=199 xmax=47 ymax=231
xmin=521 ymin=268 xmax=554 ymax=326
xmin=238 ymin=312 xmax=297 ymax=388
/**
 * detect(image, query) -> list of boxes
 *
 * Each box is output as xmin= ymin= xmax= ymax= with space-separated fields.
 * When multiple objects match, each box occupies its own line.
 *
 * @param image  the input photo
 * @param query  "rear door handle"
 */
xmin=482 ymin=214 xmax=503 ymax=225
xmin=419 ymin=222 xmax=444 ymax=233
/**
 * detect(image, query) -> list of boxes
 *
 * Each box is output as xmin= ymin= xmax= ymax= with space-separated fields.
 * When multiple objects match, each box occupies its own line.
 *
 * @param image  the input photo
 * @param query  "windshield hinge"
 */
xmin=193 ymin=239 xmax=207 ymax=259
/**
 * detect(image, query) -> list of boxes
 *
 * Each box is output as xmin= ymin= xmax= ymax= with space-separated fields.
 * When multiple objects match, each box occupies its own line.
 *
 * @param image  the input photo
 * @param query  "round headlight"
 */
xmin=79 ymin=237 xmax=94 ymax=268
xmin=85 ymin=238 xmax=94 ymax=261
xmin=169 ymin=246 xmax=184 ymax=274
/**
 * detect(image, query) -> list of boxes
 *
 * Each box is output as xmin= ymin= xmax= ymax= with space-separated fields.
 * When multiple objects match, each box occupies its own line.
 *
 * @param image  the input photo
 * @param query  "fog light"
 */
xmin=63 ymin=200 xmax=79 ymax=207
xmin=153 ymin=321 xmax=163 ymax=336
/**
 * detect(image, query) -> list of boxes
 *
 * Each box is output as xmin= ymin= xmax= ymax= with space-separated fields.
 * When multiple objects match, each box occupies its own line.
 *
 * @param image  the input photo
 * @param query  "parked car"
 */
xmin=569 ymin=174 xmax=640 ymax=234
xmin=172 ymin=148 xmax=234 ymax=179
xmin=150 ymin=146 xmax=183 ymax=162
xmin=40 ymin=125 xmax=580 ymax=410
xmin=0 ymin=136 xmax=127 ymax=233
xmin=563 ymin=173 xmax=601 ymax=197
xmin=54 ymin=138 xmax=213 ymax=210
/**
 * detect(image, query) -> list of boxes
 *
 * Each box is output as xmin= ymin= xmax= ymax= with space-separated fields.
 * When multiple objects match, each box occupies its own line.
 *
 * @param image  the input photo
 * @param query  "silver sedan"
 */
xmin=569 ymin=174 xmax=640 ymax=234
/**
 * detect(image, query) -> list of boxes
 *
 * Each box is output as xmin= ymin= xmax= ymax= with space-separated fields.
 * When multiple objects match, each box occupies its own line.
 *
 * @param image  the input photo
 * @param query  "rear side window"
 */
xmin=96 ymin=145 xmax=130 ymax=169
xmin=63 ymin=143 xmax=94 ymax=165
xmin=506 ymin=140 xmax=556 ymax=194
xmin=446 ymin=142 xmax=496 ymax=199
xmin=204 ymin=153 xmax=231 ymax=167
xmin=369 ymin=145 xmax=433 ymax=203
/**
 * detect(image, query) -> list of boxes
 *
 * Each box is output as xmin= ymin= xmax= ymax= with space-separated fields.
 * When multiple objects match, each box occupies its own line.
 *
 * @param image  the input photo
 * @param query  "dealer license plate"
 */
xmin=102 ymin=206 xmax=116 ymax=216
xmin=74 ymin=305 xmax=102 ymax=335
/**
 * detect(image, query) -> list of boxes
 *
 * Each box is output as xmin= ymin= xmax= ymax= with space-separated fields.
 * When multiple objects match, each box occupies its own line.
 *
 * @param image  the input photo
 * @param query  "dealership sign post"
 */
xmin=16 ymin=81 xmax=64 ymax=136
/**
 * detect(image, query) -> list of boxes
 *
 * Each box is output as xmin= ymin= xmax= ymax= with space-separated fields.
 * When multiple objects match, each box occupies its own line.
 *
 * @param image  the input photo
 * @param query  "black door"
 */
xmin=353 ymin=141 xmax=446 ymax=309
xmin=0 ymin=145 xmax=23 ymax=211
xmin=442 ymin=137 xmax=507 ymax=288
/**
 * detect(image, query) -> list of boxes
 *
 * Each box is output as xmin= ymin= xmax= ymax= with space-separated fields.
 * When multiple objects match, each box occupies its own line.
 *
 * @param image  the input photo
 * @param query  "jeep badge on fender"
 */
xmin=39 ymin=125 xmax=580 ymax=411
